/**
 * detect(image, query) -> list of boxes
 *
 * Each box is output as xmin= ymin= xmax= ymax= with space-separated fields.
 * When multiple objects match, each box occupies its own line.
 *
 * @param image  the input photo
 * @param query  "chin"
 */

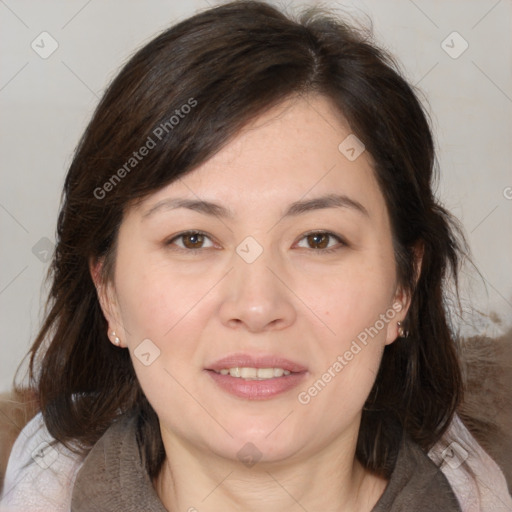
xmin=209 ymin=418 xmax=304 ymax=463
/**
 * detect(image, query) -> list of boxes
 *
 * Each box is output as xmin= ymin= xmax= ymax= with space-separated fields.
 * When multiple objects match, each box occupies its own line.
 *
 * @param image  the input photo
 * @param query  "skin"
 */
xmin=94 ymin=94 xmax=415 ymax=511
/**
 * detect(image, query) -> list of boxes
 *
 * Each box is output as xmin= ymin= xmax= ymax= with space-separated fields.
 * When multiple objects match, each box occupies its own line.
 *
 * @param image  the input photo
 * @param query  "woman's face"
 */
xmin=100 ymin=95 xmax=409 ymax=465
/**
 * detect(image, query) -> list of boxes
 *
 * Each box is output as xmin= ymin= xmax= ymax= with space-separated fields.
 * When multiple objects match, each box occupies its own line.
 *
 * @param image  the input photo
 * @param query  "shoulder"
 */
xmin=373 ymin=433 xmax=462 ymax=512
xmin=372 ymin=416 xmax=512 ymax=512
xmin=428 ymin=414 xmax=512 ymax=512
xmin=0 ymin=412 xmax=85 ymax=512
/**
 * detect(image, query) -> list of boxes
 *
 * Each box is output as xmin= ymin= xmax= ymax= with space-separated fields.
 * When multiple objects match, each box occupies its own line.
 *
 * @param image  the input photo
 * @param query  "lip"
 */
xmin=206 ymin=353 xmax=308 ymax=373
xmin=204 ymin=353 xmax=308 ymax=400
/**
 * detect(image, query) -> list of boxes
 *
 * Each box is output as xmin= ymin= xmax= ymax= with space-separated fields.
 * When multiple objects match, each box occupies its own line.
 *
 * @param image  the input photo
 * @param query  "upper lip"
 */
xmin=206 ymin=353 xmax=308 ymax=373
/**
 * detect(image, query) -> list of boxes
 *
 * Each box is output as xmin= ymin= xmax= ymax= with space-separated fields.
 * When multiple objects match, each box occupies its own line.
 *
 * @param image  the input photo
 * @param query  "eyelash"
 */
xmin=165 ymin=230 xmax=347 ymax=254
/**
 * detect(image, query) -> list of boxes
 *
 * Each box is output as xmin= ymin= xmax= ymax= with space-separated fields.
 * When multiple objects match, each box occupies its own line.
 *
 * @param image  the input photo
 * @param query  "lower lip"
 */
xmin=205 ymin=370 xmax=307 ymax=400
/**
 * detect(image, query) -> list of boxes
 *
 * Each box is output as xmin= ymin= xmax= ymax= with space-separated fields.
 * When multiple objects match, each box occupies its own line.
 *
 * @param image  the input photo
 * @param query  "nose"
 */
xmin=218 ymin=248 xmax=297 ymax=333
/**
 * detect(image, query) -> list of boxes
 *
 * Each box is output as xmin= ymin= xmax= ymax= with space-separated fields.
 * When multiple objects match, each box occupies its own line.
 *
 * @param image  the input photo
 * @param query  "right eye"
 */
xmin=165 ymin=231 xmax=216 ymax=252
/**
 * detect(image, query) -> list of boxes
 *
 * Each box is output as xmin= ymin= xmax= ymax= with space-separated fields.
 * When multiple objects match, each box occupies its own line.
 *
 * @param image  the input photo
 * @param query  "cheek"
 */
xmin=113 ymin=260 xmax=214 ymax=425
xmin=297 ymin=284 xmax=388 ymax=431
xmin=304 ymin=257 xmax=396 ymax=346
xmin=114 ymin=256 xmax=212 ymax=344
xmin=295 ymin=254 xmax=396 ymax=406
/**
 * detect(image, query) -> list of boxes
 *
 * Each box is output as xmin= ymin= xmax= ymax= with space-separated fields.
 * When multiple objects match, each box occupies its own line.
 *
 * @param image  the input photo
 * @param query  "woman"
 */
xmin=1 ymin=1 xmax=510 ymax=510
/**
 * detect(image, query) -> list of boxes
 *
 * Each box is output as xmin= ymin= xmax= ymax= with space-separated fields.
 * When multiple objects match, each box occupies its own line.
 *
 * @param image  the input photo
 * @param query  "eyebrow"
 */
xmin=142 ymin=193 xmax=369 ymax=220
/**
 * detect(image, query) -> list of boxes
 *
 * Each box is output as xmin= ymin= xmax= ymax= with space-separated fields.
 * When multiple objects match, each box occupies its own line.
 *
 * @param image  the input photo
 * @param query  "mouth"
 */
xmin=204 ymin=354 xmax=308 ymax=400
xmin=211 ymin=367 xmax=292 ymax=380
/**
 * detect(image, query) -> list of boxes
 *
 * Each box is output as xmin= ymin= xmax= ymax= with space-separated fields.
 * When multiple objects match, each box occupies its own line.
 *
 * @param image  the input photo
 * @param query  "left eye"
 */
xmin=295 ymin=231 xmax=345 ymax=251
xmin=167 ymin=231 xmax=215 ymax=250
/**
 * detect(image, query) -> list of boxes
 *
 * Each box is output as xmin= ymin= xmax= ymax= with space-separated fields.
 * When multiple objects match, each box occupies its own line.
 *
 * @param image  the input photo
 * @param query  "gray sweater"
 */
xmin=70 ymin=413 xmax=461 ymax=511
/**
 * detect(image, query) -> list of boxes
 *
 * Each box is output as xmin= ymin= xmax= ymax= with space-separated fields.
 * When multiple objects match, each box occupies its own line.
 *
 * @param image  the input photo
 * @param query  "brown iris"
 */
xmin=182 ymin=232 xmax=205 ymax=249
xmin=306 ymin=233 xmax=330 ymax=249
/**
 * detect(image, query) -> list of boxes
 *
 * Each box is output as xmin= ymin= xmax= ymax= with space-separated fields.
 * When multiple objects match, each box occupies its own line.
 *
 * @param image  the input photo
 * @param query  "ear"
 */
xmin=385 ymin=241 xmax=424 ymax=345
xmin=89 ymin=256 xmax=126 ymax=347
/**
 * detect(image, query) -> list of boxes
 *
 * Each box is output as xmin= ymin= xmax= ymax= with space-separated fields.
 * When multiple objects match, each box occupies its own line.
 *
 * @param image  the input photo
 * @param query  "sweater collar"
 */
xmin=71 ymin=412 xmax=460 ymax=511
xmin=71 ymin=412 xmax=166 ymax=511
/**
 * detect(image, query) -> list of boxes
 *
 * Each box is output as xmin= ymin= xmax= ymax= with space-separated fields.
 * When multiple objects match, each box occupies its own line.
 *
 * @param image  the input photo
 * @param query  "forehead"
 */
xmin=132 ymin=95 xmax=385 ymax=221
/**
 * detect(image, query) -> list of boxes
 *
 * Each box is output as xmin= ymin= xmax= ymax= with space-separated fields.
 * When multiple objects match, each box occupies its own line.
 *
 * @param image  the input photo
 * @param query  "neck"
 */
xmin=153 ymin=429 xmax=387 ymax=512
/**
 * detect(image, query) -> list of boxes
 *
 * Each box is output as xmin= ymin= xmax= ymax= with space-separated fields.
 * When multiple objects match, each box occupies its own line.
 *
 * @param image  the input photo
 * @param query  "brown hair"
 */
xmin=15 ymin=0 xmax=468 ymax=479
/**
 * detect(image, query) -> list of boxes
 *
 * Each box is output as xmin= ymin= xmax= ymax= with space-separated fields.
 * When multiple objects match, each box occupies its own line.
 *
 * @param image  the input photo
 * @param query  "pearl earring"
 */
xmin=397 ymin=321 xmax=409 ymax=338
xmin=111 ymin=331 xmax=121 ymax=346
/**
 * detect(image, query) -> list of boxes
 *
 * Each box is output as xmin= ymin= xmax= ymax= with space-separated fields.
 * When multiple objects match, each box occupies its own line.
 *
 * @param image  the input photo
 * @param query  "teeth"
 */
xmin=229 ymin=367 xmax=241 ymax=378
xmin=240 ymin=367 xmax=258 ymax=379
xmin=215 ymin=367 xmax=292 ymax=380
